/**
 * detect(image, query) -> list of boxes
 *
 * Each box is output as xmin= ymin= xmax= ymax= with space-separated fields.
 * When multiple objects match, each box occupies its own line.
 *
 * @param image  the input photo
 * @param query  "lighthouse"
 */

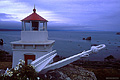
xmin=11 ymin=7 xmax=55 ymax=67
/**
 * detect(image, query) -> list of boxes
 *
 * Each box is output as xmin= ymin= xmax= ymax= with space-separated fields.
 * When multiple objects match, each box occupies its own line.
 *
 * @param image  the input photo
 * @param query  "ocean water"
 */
xmin=0 ymin=31 xmax=120 ymax=61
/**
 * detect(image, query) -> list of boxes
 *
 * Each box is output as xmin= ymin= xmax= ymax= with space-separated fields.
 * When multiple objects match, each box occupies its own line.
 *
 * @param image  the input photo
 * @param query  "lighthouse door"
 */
xmin=24 ymin=54 xmax=35 ymax=65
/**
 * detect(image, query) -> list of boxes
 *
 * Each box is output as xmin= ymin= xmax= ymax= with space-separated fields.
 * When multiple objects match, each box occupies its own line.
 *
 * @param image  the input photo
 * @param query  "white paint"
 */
xmin=24 ymin=21 xmax=25 ymax=31
xmin=31 ymin=50 xmax=56 ymax=66
xmin=38 ymin=44 xmax=106 ymax=74
xmin=91 ymin=44 xmax=106 ymax=53
xmin=11 ymin=40 xmax=55 ymax=45
xmin=30 ymin=21 xmax=32 ymax=31
xmin=12 ymin=50 xmax=54 ymax=68
xmin=39 ymin=21 xmax=41 ymax=31
xmin=11 ymin=10 xmax=55 ymax=68
xmin=11 ymin=30 xmax=55 ymax=67
xmin=35 ymin=53 xmax=57 ymax=72
xmin=21 ymin=31 xmax=48 ymax=42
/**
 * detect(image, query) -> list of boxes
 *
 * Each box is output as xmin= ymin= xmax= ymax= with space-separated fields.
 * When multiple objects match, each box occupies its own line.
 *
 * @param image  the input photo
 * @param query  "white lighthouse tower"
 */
xmin=11 ymin=7 xmax=55 ymax=67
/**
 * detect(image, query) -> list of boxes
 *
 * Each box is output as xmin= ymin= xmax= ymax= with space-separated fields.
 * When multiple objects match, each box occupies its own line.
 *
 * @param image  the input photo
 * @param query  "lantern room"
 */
xmin=20 ymin=7 xmax=49 ymax=42
xmin=21 ymin=7 xmax=48 ymax=31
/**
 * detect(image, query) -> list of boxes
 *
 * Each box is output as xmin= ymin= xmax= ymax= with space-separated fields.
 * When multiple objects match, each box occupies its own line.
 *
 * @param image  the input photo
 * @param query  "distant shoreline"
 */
xmin=0 ymin=29 xmax=118 ymax=32
xmin=0 ymin=29 xmax=21 ymax=31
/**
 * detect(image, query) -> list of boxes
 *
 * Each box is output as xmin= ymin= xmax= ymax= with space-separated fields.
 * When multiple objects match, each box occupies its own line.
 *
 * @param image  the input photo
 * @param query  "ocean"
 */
xmin=0 ymin=31 xmax=120 ymax=61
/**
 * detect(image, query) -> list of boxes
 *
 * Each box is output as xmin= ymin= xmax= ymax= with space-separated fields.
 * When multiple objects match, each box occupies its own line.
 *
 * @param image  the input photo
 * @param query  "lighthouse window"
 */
xmin=32 ymin=22 xmax=38 ymax=30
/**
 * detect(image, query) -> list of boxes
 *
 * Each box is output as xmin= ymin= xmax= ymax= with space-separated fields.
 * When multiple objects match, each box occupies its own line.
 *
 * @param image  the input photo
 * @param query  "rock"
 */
xmin=0 ymin=39 xmax=3 ymax=45
xmin=86 ymin=37 xmax=91 ymax=40
xmin=91 ymin=44 xmax=98 ymax=46
xmin=97 ymin=41 xmax=99 ymax=42
xmin=83 ymin=38 xmax=85 ymax=40
xmin=40 ymin=64 xmax=97 ymax=80
xmin=118 ymin=46 xmax=120 ymax=48
xmin=82 ymin=37 xmax=91 ymax=40
xmin=41 ymin=70 xmax=71 ymax=80
xmin=116 ymin=32 xmax=120 ymax=35
xmin=53 ymin=64 xmax=96 ymax=80
xmin=39 ymin=64 xmax=97 ymax=80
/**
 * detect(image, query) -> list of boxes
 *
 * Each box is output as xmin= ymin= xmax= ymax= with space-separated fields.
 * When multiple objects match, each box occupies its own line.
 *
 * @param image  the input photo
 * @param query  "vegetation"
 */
xmin=0 ymin=59 xmax=41 ymax=80
xmin=72 ymin=55 xmax=120 ymax=80
xmin=0 ymin=49 xmax=11 ymax=61
xmin=0 ymin=49 xmax=9 ymax=56
xmin=0 ymin=62 xmax=12 ymax=69
xmin=87 ymin=68 xmax=120 ymax=80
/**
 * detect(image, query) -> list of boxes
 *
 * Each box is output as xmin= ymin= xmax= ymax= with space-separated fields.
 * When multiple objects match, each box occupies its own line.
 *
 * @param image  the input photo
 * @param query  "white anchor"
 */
xmin=30 ymin=44 xmax=106 ymax=74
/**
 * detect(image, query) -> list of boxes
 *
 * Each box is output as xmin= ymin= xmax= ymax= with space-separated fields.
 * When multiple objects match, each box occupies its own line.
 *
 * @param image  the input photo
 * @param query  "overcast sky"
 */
xmin=0 ymin=0 xmax=120 ymax=31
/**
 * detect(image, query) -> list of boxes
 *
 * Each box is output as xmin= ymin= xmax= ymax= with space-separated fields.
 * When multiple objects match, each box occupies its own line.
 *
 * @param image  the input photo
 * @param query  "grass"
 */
xmin=0 ymin=62 xmax=12 ymax=70
xmin=86 ymin=68 xmax=120 ymax=80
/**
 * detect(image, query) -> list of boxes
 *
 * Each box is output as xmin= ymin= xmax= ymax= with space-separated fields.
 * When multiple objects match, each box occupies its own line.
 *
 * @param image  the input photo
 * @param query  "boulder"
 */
xmin=0 ymin=39 xmax=3 ymax=45
xmin=83 ymin=38 xmax=85 ymax=40
xmin=91 ymin=44 xmax=98 ymax=46
xmin=116 ymin=32 xmax=120 ymax=35
xmin=86 ymin=37 xmax=91 ymax=40
xmin=117 ymin=46 xmax=120 ymax=48
xmin=41 ymin=70 xmax=71 ymax=80
xmin=41 ymin=64 xmax=97 ymax=80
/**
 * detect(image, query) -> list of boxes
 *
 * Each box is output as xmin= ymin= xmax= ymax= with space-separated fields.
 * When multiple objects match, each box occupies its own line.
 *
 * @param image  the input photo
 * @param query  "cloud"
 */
xmin=0 ymin=0 xmax=120 ymax=31
xmin=0 ymin=0 xmax=31 ymax=21
xmin=0 ymin=13 xmax=12 ymax=20
xmin=0 ymin=13 xmax=18 ymax=21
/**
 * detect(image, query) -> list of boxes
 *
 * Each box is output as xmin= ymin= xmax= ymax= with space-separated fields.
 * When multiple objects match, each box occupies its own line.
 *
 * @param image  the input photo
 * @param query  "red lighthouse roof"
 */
xmin=21 ymin=8 xmax=48 ymax=22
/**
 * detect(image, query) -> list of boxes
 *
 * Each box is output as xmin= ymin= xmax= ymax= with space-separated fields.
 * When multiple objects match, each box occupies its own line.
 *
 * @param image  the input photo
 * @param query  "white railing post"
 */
xmin=39 ymin=21 xmax=41 ymax=31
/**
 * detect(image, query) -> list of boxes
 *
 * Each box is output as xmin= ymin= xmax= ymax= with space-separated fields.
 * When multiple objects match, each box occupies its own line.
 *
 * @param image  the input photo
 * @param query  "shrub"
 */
xmin=0 ymin=59 xmax=41 ymax=80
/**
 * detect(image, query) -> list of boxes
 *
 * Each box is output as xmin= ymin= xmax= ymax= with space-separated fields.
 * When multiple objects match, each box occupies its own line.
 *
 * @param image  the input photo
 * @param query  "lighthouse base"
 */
xmin=11 ymin=40 xmax=55 ymax=68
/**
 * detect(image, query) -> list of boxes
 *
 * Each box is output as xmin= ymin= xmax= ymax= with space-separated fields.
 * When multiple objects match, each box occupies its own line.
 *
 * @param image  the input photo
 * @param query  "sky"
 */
xmin=0 ymin=0 xmax=120 ymax=31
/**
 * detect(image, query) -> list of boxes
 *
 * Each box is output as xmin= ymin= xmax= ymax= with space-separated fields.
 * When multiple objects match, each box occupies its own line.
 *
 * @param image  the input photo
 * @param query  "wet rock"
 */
xmin=83 ymin=38 xmax=85 ymax=40
xmin=105 ymin=48 xmax=108 ymax=50
xmin=97 ymin=41 xmax=99 ymax=42
xmin=91 ymin=44 xmax=98 ymax=46
xmin=0 ymin=39 xmax=3 ymax=45
xmin=116 ymin=32 xmax=120 ymax=35
xmin=117 ymin=46 xmax=120 ymax=48
xmin=86 ymin=37 xmax=91 ymax=40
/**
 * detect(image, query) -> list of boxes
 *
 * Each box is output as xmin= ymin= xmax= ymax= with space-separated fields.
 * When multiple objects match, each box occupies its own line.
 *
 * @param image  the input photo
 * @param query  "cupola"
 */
xmin=21 ymin=7 xmax=48 ymax=31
